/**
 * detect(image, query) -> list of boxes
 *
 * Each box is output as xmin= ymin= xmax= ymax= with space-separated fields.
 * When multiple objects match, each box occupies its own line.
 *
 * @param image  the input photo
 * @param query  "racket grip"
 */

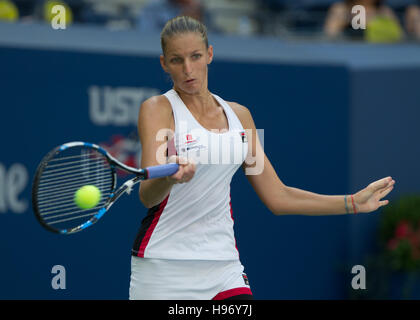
xmin=145 ymin=163 xmax=179 ymax=179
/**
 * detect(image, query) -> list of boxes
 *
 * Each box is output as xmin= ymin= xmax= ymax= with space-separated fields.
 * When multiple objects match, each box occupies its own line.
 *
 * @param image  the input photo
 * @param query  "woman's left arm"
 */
xmin=230 ymin=102 xmax=395 ymax=216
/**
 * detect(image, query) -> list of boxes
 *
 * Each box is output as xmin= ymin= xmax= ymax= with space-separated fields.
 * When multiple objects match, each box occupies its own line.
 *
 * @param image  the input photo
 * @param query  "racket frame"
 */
xmin=32 ymin=142 xmax=147 ymax=235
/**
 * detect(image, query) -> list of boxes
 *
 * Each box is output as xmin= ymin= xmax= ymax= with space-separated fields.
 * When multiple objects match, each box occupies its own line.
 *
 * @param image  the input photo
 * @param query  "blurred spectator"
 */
xmin=15 ymin=0 xmax=88 ymax=24
xmin=0 ymin=0 xmax=19 ymax=22
xmin=324 ymin=0 xmax=403 ymax=41
xmin=136 ymin=0 xmax=205 ymax=32
xmin=405 ymin=2 xmax=420 ymax=39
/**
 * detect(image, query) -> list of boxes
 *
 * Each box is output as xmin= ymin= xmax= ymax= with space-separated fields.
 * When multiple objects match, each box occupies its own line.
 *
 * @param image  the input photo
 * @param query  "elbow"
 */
xmin=270 ymin=206 xmax=285 ymax=216
xmin=266 ymin=199 xmax=285 ymax=216
xmin=141 ymin=199 xmax=154 ymax=209
xmin=139 ymin=189 xmax=154 ymax=209
xmin=267 ymin=186 xmax=290 ymax=216
xmin=272 ymin=210 xmax=283 ymax=216
xmin=138 ymin=181 xmax=171 ymax=209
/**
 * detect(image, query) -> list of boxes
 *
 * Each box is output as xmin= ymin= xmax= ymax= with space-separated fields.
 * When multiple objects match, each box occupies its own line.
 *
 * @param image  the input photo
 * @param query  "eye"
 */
xmin=192 ymin=53 xmax=202 ymax=60
xmin=170 ymin=57 xmax=182 ymax=64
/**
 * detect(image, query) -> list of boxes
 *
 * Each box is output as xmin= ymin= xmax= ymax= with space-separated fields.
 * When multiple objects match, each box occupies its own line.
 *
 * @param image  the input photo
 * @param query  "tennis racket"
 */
xmin=32 ymin=141 xmax=179 ymax=235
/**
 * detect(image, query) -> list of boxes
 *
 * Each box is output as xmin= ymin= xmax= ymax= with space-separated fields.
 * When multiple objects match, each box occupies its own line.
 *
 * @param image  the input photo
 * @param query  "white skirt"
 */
xmin=129 ymin=256 xmax=251 ymax=300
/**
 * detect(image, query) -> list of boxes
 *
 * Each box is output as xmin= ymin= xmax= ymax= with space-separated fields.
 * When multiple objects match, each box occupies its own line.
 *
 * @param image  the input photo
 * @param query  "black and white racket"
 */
xmin=32 ymin=141 xmax=179 ymax=234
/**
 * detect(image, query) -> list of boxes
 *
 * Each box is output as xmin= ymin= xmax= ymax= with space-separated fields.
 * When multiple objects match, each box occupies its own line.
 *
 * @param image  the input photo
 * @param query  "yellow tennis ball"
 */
xmin=74 ymin=185 xmax=101 ymax=209
xmin=0 ymin=0 xmax=19 ymax=22
xmin=365 ymin=16 xmax=403 ymax=43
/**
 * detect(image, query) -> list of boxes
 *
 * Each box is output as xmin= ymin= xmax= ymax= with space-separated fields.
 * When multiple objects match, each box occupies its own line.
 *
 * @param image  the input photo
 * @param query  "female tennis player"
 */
xmin=129 ymin=16 xmax=395 ymax=300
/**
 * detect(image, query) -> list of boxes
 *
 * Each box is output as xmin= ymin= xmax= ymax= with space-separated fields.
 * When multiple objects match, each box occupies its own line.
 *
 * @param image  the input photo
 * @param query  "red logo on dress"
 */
xmin=186 ymin=134 xmax=196 ymax=144
xmin=242 ymin=273 xmax=250 ymax=286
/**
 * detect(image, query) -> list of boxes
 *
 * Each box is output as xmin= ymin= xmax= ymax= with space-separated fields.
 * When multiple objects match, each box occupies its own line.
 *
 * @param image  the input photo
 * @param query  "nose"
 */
xmin=183 ymin=58 xmax=192 ymax=75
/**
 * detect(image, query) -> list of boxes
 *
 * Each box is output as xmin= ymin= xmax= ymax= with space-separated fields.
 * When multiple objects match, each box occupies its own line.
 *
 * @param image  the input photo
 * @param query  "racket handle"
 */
xmin=145 ymin=163 xmax=179 ymax=179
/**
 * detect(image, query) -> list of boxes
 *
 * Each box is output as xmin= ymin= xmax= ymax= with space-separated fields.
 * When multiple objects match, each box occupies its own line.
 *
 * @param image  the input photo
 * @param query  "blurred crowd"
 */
xmin=0 ymin=0 xmax=419 ymax=41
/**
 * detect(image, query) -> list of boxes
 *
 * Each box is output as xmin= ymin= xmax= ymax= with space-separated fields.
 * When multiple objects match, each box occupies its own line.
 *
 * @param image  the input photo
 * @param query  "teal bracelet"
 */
xmin=344 ymin=195 xmax=350 ymax=214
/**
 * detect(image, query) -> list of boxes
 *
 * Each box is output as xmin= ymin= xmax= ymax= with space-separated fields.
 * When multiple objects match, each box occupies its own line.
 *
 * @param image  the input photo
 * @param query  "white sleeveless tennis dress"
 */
xmin=129 ymin=89 xmax=252 ymax=300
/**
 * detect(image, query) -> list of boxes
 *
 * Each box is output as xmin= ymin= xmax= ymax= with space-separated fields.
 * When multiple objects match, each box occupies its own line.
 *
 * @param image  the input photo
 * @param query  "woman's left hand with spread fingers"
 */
xmin=353 ymin=176 xmax=396 ymax=213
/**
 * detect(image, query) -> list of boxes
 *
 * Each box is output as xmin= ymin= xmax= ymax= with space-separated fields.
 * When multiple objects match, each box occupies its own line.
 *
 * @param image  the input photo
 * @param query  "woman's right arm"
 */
xmin=137 ymin=96 xmax=196 ymax=208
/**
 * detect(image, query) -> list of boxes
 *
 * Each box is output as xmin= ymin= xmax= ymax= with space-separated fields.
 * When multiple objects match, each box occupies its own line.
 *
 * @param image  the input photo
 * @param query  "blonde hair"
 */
xmin=160 ymin=16 xmax=208 ymax=55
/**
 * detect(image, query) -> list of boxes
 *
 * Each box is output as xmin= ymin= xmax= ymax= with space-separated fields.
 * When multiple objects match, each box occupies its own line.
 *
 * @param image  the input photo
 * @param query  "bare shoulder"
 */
xmin=140 ymin=95 xmax=172 ymax=116
xmin=227 ymin=101 xmax=249 ymax=114
xmin=139 ymin=94 xmax=173 ymax=129
xmin=226 ymin=101 xmax=254 ymax=129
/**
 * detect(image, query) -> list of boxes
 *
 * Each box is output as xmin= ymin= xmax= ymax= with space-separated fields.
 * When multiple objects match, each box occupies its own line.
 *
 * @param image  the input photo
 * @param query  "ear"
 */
xmin=207 ymin=45 xmax=213 ymax=65
xmin=160 ymin=55 xmax=168 ymax=73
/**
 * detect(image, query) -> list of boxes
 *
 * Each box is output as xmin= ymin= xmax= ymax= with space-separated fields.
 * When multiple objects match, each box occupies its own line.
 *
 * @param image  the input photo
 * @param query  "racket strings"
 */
xmin=42 ymin=202 xmax=108 ymax=224
xmin=35 ymin=147 xmax=114 ymax=230
xmin=47 ymin=211 xmax=98 ymax=225
xmin=40 ymin=158 xmax=109 ymax=178
xmin=38 ymin=177 xmax=112 ymax=199
xmin=38 ymin=192 xmax=112 ymax=213
xmin=47 ymin=153 xmax=97 ymax=163
xmin=36 ymin=179 xmax=113 ymax=203
xmin=38 ymin=171 xmax=112 ymax=190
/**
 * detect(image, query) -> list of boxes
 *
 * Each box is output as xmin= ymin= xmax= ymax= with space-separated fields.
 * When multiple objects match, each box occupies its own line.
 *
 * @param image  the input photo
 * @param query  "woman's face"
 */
xmin=160 ymin=32 xmax=213 ymax=95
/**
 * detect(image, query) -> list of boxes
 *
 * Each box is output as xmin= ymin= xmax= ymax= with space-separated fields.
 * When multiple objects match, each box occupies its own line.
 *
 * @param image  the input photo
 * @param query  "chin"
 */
xmin=179 ymin=84 xmax=201 ymax=95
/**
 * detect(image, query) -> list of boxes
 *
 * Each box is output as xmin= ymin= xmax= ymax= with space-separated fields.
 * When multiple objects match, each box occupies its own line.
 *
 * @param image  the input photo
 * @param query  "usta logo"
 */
xmin=89 ymin=86 xmax=160 ymax=126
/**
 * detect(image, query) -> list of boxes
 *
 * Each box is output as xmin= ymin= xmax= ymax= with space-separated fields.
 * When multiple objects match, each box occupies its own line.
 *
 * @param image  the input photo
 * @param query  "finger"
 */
xmin=182 ymin=165 xmax=196 ymax=182
xmin=188 ymin=157 xmax=197 ymax=166
xmin=378 ymin=185 xmax=394 ymax=199
xmin=370 ymin=177 xmax=393 ymax=192
xmin=183 ymin=160 xmax=196 ymax=172
xmin=184 ymin=173 xmax=193 ymax=182
xmin=175 ymin=156 xmax=189 ymax=165
xmin=167 ymin=157 xmax=196 ymax=183
xmin=384 ymin=179 xmax=396 ymax=188
xmin=167 ymin=155 xmax=177 ymax=164
xmin=167 ymin=155 xmax=189 ymax=165
xmin=176 ymin=164 xmax=196 ymax=183
xmin=178 ymin=156 xmax=189 ymax=165
xmin=379 ymin=199 xmax=390 ymax=207
xmin=170 ymin=166 xmax=185 ymax=180
xmin=187 ymin=162 xmax=196 ymax=173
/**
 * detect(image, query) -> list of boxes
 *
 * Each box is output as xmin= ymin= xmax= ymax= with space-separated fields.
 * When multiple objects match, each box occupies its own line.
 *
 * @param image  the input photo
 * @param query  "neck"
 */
xmin=174 ymin=87 xmax=215 ymax=115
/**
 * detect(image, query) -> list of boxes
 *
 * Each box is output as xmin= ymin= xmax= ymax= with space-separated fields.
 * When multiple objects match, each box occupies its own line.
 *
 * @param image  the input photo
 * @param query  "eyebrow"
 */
xmin=169 ymin=50 xmax=202 ymax=57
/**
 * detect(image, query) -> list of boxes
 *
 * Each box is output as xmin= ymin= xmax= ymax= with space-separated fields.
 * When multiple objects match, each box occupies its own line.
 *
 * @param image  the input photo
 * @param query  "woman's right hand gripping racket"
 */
xmin=31 ymin=141 xmax=179 ymax=235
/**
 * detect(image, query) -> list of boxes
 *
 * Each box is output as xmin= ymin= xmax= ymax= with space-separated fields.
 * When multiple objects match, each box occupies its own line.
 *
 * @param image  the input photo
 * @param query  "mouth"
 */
xmin=185 ymin=79 xmax=196 ymax=84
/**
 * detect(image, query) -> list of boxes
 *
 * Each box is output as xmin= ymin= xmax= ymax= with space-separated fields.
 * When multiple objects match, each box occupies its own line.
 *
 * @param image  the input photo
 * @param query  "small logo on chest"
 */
xmin=185 ymin=133 xmax=197 ymax=144
xmin=181 ymin=133 xmax=204 ymax=152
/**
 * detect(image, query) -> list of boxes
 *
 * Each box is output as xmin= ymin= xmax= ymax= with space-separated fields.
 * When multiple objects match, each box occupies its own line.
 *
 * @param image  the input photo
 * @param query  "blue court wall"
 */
xmin=1 ymin=23 xmax=419 ymax=299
